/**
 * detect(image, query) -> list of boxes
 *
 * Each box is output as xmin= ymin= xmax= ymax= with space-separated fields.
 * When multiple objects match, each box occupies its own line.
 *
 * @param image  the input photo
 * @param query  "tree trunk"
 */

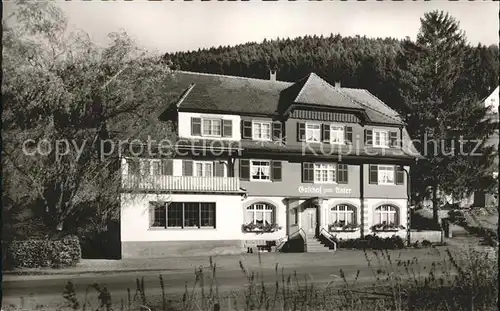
xmin=432 ymin=183 xmax=439 ymax=225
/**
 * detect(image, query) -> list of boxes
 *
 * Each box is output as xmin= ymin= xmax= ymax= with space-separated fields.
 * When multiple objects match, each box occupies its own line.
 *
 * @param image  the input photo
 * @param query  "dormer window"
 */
xmin=373 ymin=129 xmax=389 ymax=148
xmin=252 ymin=121 xmax=271 ymax=141
xmin=305 ymin=123 xmax=321 ymax=142
xmin=202 ymin=119 xmax=222 ymax=137
xmin=330 ymin=125 xmax=345 ymax=144
xmin=191 ymin=117 xmax=232 ymax=138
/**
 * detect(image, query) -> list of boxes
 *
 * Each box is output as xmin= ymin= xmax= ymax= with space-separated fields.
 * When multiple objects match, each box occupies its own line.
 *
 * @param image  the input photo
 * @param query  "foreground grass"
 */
xmin=4 ymin=247 xmax=498 ymax=311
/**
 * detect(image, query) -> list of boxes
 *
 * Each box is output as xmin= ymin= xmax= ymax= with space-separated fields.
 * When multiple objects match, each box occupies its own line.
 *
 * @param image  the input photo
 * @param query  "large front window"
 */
xmin=378 ymin=165 xmax=395 ymax=184
xmin=150 ymin=202 xmax=216 ymax=229
xmin=202 ymin=119 xmax=222 ymax=137
xmin=330 ymin=204 xmax=355 ymax=225
xmin=375 ymin=205 xmax=398 ymax=225
xmin=245 ymin=203 xmax=274 ymax=226
xmin=373 ymin=129 xmax=389 ymax=148
xmin=306 ymin=124 xmax=321 ymax=142
xmin=330 ymin=125 xmax=344 ymax=144
xmin=251 ymin=160 xmax=271 ymax=181
xmin=252 ymin=121 xmax=271 ymax=141
xmin=314 ymin=163 xmax=336 ymax=183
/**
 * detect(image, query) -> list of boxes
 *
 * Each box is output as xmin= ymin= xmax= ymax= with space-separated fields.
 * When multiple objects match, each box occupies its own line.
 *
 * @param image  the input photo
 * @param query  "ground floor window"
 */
xmin=245 ymin=203 xmax=275 ymax=225
xmin=149 ymin=202 xmax=216 ymax=229
xmin=330 ymin=204 xmax=356 ymax=225
xmin=374 ymin=205 xmax=398 ymax=225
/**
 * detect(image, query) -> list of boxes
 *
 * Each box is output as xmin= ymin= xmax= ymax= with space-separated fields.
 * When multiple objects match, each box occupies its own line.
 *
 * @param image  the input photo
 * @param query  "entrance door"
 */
xmin=302 ymin=208 xmax=317 ymax=234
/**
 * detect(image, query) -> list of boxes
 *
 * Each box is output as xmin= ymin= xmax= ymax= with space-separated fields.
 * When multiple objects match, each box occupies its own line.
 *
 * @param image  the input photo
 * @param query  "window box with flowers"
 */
xmin=370 ymin=222 xmax=405 ymax=232
xmin=328 ymin=221 xmax=360 ymax=232
xmin=242 ymin=223 xmax=282 ymax=233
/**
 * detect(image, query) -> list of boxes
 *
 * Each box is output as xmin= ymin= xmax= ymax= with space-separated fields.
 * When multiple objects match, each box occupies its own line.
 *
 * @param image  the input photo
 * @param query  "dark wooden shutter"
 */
xmin=297 ymin=122 xmax=306 ymax=142
xmin=272 ymin=121 xmax=282 ymax=141
xmin=222 ymin=120 xmax=232 ymax=137
xmin=239 ymin=159 xmax=250 ymax=180
xmin=191 ymin=118 xmax=201 ymax=136
xmin=241 ymin=121 xmax=252 ymax=139
xmin=271 ymin=161 xmax=282 ymax=181
xmin=345 ymin=127 xmax=353 ymax=144
xmin=182 ymin=160 xmax=193 ymax=176
xmin=369 ymin=165 xmax=378 ymax=184
xmin=302 ymin=162 xmax=314 ymax=183
xmin=215 ymin=161 xmax=225 ymax=177
xmin=389 ymin=131 xmax=398 ymax=147
xmin=337 ymin=164 xmax=348 ymax=184
xmin=322 ymin=124 xmax=330 ymax=142
xmin=161 ymin=159 xmax=173 ymax=175
xmin=365 ymin=129 xmax=373 ymax=146
xmin=396 ymin=166 xmax=405 ymax=185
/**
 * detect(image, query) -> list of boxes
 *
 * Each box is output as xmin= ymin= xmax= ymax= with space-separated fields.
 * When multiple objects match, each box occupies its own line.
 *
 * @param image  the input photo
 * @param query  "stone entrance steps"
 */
xmin=305 ymin=234 xmax=335 ymax=253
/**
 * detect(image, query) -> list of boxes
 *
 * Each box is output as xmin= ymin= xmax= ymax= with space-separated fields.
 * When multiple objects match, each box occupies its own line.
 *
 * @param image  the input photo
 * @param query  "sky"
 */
xmin=6 ymin=1 xmax=500 ymax=54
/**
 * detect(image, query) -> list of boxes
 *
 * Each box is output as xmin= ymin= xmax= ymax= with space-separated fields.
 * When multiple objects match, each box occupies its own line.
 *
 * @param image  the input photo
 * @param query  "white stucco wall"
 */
xmin=121 ymin=194 xmax=288 ymax=242
xmin=178 ymin=112 xmax=241 ymax=141
xmin=121 ymin=193 xmax=243 ymax=242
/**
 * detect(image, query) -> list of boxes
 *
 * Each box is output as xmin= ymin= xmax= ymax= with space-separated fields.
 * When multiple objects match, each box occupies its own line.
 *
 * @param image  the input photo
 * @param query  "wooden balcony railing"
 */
xmin=122 ymin=175 xmax=241 ymax=193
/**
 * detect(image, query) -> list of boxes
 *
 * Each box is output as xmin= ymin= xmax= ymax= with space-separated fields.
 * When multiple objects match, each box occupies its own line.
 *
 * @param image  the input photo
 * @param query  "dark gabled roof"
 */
xmin=173 ymin=70 xmax=290 ymax=115
xmin=289 ymin=73 xmax=364 ymax=110
xmin=172 ymin=70 xmax=404 ymax=125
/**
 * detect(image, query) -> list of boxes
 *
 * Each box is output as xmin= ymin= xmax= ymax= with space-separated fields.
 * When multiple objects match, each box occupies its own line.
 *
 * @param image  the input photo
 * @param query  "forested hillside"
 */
xmin=163 ymin=34 xmax=499 ymax=115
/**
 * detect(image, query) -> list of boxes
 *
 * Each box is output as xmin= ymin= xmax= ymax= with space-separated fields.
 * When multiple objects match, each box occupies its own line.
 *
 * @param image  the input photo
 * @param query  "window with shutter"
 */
xmin=271 ymin=161 xmax=282 ymax=181
xmin=345 ymin=127 xmax=353 ymax=144
xmin=272 ymin=122 xmax=282 ymax=141
xmin=191 ymin=118 xmax=202 ymax=136
xmin=369 ymin=165 xmax=378 ymax=184
xmin=365 ymin=129 xmax=373 ymax=146
xmin=337 ymin=164 xmax=348 ymax=184
xmin=373 ymin=129 xmax=389 ymax=147
xmin=330 ymin=125 xmax=344 ymax=144
xmin=222 ymin=120 xmax=232 ymax=137
xmin=297 ymin=123 xmax=306 ymax=142
xmin=240 ymin=159 xmax=250 ymax=180
xmin=241 ymin=121 xmax=252 ymax=139
xmin=302 ymin=162 xmax=314 ymax=183
xmin=252 ymin=121 xmax=272 ymax=141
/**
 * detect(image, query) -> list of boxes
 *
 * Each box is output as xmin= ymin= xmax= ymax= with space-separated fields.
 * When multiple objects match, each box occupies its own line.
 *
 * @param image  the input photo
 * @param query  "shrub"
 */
xmin=6 ymin=235 xmax=81 ymax=268
xmin=336 ymin=235 xmax=406 ymax=250
xmin=421 ymin=240 xmax=432 ymax=247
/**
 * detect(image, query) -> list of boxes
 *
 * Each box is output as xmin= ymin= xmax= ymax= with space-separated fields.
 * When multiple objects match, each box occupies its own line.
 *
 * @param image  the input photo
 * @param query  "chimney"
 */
xmin=269 ymin=70 xmax=277 ymax=81
xmin=335 ymin=81 xmax=341 ymax=88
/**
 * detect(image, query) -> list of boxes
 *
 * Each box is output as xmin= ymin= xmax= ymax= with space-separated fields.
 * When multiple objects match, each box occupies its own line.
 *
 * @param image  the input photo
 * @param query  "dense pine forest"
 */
xmin=163 ymin=34 xmax=499 ymax=115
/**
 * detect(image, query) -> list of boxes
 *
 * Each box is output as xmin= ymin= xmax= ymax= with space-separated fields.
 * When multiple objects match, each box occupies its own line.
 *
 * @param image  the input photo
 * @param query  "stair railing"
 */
xmin=320 ymin=228 xmax=337 ymax=252
xmin=287 ymin=228 xmax=308 ymax=252
xmin=275 ymin=236 xmax=288 ymax=252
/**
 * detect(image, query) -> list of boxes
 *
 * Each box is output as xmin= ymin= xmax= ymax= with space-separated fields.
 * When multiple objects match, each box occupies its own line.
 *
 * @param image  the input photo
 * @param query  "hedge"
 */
xmin=6 ymin=235 xmax=81 ymax=268
xmin=335 ymin=234 xmax=405 ymax=250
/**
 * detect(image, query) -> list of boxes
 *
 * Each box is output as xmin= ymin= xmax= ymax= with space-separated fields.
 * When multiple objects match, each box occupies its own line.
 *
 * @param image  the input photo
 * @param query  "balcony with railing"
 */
xmin=121 ymin=174 xmax=241 ymax=193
